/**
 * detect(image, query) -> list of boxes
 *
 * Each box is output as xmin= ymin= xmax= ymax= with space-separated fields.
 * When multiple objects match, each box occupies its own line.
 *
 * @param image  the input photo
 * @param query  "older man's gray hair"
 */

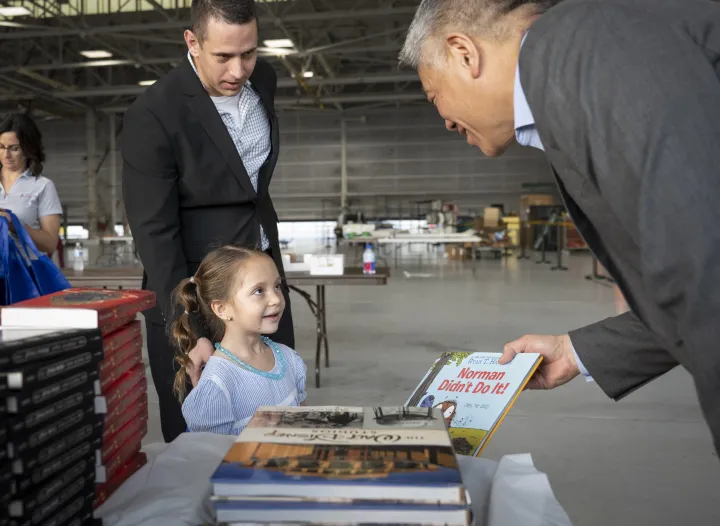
xmin=399 ymin=0 xmax=559 ymax=70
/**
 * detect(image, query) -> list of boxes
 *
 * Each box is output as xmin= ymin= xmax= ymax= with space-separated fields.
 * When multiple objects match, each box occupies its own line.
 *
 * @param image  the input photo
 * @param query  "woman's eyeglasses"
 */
xmin=0 ymin=145 xmax=22 ymax=154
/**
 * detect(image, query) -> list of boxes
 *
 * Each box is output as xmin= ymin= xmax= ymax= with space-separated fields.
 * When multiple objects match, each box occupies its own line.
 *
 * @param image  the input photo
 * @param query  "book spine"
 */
xmin=8 ymin=387 xmax=96 ymax=434
xmin=9 ymin=469 xmax=95 ymax=520
xmin=11 ymin=407 xmax=97 ymax=456
xmin=20 ymin=441 xmax=96 ymax=487
xmin=98 ymin=337 xmax=143 ymax=392
xmin=0 ymin=331 xmax=102 ymax=367
xmin=100 ymin=413 xmax=148 ymax=466
xmin=94 ymin=452 xmax=147 ymax=509
xmin=97 ymin=427 xmax=144 ymax=483
xmin=101 ymin=320 xmax=142 ymax=357
xmin=103 ymin=391 xmax=148 ymax=443
xmin=11 ymin=456 xmax=92 ymax=498
xmin=6 ymin=371 xmax=98 ymax=414
xmin=96 ymin=294 xmax=155 ymax=327
xmin=103 ymin=364 xmax=146 ymax=413
xmin=43 ymin=493 xmax=98 ymax=526
xmin=99 ymin=313 xmax=137 ymax=336
xmin=6 ymin=346 xmax=103 ymax=390
xmin=16 ymin=420 xmax=103 ymax=472
xmin=25 ymin=475 xmax=95 ymax=526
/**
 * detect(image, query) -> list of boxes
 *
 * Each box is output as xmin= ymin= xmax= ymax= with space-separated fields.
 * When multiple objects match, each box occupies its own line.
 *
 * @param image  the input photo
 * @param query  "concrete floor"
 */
xmin=141 ymin=252 xmax=720 ymax=526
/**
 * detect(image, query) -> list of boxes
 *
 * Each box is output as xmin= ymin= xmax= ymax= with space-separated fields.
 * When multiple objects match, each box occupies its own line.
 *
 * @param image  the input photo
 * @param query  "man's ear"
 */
xmin=446 ymin=33 xmax=482 ymax=79
xmin=185 ymin=29 xmax=201 ymax=56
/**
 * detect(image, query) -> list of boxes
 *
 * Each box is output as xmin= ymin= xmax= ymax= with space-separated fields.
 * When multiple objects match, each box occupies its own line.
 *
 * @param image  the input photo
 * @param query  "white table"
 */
xmin=377 ymin=235 xmax=483 ymax=269
xmin=95 ymin=433 xmax=572 ymax=526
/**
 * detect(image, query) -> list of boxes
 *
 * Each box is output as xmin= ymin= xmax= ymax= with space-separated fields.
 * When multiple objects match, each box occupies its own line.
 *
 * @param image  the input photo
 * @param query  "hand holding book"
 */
xmin=500 ymin=334 xmax=580 ymax=390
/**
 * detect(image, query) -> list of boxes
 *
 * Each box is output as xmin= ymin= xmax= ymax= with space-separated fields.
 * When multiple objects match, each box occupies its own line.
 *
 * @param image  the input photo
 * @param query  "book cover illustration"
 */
xmin=406 ymin=352 xmax=542 ymax=457
xmin=214 ymin=406 xmax=463 ymax=491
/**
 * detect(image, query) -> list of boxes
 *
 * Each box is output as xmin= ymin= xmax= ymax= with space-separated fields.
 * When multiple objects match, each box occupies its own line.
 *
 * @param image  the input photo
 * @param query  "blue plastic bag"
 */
xmin=0 ymin=211 xmax=71 ymax=306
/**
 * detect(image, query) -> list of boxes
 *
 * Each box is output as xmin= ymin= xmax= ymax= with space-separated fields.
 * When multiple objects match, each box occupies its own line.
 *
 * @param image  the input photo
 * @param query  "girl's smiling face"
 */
xmin=212 ymin=254 xmax=285 ymax=334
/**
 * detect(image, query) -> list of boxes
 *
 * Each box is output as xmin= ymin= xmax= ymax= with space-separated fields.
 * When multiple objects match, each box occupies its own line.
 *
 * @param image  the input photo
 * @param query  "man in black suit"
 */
xmin=121 ymin=0 xmax=294 ymax=443
xmin=401 ymin=0 xmax=720 ymax=454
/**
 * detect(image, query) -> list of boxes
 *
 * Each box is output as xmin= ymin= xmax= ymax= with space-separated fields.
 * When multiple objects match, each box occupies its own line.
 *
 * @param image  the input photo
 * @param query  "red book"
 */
xmin=94 ymin=452 xmax=147 ymax=509
xmin=99 ymin=336 xmax=143 ymax=392
xmin=100 ymin=413 xmax=148 ymax=466
xmin=103 ymin=392 xmax=148 ymax=444
xmin=0 ymin=288 xmax=155 ymax=334
xmin=96 ymin=426 xmax=145 ymax=483
xmin=99 ymin=364 xmax=146 ymax=416
xmin=102 ymin=321 xmax=142 ymax=356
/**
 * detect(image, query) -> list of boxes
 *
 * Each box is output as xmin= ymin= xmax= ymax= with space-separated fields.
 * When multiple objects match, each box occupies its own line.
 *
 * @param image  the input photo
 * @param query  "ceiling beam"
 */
xmin=0 ymin=44 xmax=403 ymax=74
xmin=0 ymin=6 xmax=418 ymax=40
xmin=44 ymin=71 xmax=419 ymax=98
xmin=101 ymin=92 xmax=425 ymax=113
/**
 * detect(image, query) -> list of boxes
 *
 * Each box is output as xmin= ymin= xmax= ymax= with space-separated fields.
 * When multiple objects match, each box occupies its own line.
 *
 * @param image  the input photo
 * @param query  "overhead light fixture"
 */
xmin=302 ymin=71 xmax=314 ymax=79
xmin=0 ymin=6 xmax=31 ymax=17
xmin=263 ymin=39 xmax=294 ymax=49
xmin=138 ymin=80 xmax=156 ymax=87
xmin=80 ymin=50 xmax=113 ymax=59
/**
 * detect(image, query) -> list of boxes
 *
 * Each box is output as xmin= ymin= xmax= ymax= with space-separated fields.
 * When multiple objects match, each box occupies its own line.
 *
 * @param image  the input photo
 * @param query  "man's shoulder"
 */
xmin=126 ymin=59 xmax=189 ymax=118
xmin=250 ymin=58 xmax=278 ymax=95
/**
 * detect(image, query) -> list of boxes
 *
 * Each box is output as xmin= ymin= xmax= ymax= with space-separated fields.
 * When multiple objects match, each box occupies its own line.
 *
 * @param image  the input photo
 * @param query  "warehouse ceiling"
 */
xmin=0 ymin=0 xmax=424 ymax=118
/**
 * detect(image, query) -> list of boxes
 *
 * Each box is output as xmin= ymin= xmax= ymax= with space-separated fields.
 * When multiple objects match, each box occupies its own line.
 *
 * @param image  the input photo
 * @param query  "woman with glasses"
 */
xmin=0 ymin=113 xmax=62 ymax=254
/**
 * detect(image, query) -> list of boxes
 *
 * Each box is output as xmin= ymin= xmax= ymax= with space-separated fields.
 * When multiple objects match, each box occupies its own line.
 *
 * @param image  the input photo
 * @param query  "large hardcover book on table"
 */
xmin=406 ymin=351 xmax=542 ymax=457
xmin=0 ymin=288 xmax=154 ymax=334
xmin=212 ymin=406 xmax=465 ymax=504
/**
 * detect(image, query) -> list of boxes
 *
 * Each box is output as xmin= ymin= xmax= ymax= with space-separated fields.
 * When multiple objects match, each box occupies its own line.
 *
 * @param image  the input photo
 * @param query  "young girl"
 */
xmin=171 ymin=245 xmax=307 ymax=435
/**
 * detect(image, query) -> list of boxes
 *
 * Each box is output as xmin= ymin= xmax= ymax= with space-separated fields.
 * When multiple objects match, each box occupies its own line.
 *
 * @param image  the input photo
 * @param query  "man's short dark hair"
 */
xmin=191 ymin=0 xmax=257 ymax=42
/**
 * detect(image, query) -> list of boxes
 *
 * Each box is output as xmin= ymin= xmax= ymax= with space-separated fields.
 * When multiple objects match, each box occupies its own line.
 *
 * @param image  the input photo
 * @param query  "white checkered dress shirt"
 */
xmin=188 ymin=53 xmax=270 ymax=250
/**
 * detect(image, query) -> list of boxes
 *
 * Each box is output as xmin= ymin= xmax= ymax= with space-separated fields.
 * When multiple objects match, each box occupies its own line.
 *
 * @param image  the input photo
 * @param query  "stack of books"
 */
xmin=1 ymin=327 xmax=105 ymax=525
xmin=210 ymin=406 xmax=472 ymax=526
xmin=0 ymin=288 xmax=155 ymax=520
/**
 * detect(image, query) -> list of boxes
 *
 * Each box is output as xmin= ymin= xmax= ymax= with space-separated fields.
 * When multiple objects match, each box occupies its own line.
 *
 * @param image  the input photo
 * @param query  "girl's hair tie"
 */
xmin=189 ymin=276 xmax=196 ymax=284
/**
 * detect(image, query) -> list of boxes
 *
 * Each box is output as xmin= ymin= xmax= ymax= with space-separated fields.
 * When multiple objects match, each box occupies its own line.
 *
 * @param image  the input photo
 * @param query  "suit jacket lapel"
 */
xmin=181 ymin=57 xmax=257 ymax=200
xmin=249 ymin=67 xmax=280 ymax=196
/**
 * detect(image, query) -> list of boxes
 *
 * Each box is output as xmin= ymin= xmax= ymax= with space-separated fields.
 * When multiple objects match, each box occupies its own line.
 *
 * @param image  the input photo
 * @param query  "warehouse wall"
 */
xmin=38 ymin=105 xmax=555 ymax=226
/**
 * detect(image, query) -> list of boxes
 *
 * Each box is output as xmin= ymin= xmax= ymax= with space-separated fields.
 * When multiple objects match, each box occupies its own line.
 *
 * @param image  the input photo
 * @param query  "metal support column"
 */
xmin=339 ymin=118 xmax=348 ymax=224
xmin=86 ymin=109 xmax=98 ymax=238
xmin=109 ymin=113 xmax=118 ymax=235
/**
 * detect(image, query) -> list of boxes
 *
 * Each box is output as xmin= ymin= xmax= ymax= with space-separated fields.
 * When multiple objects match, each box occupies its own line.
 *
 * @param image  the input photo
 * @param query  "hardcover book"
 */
xmin=0 ymin=288 xmax=155 ymax=334
xmin=212 ymin=406 xmax=466 ymax=505
xmin=0 ymin=328 xmax=101 ymax=368
xmin=406 ymin=352 xmax=542 ymax=457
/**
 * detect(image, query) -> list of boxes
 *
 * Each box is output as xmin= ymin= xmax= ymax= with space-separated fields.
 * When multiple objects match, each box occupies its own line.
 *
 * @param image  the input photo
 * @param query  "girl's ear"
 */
xmin=210 ymin=300 xmax=227 ymax=320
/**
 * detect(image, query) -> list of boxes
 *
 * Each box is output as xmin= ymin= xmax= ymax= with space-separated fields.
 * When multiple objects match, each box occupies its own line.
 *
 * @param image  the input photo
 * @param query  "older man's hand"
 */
xmin=499 ymin=334 xmax=580 ymax=390
xmin=186 ymin=337 xmax=214 ymax=387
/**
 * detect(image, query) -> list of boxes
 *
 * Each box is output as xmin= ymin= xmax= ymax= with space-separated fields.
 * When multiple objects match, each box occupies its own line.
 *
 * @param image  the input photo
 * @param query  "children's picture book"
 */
xmin=212 ymin=406 xmax=466 ymax=504
xmin=406 ymin=352 xmax=542 ymax=457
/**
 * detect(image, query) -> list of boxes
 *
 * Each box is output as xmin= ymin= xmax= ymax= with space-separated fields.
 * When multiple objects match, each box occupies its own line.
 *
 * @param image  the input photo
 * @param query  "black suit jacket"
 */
xmin=121 ymin=56 xmax=294 ymax=347
xmin=520 ymin=0 xmax=720 ymax=452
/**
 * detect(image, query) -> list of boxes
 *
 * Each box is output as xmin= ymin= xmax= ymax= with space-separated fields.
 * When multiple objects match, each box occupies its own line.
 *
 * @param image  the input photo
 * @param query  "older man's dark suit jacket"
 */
xmin=520 ymin=0 xmax=720 ymax=452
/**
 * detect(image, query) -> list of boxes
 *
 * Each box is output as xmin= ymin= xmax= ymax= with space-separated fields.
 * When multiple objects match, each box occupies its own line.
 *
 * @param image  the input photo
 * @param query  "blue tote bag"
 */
xmin=0 ymin=211 xmax=71 ymax=305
